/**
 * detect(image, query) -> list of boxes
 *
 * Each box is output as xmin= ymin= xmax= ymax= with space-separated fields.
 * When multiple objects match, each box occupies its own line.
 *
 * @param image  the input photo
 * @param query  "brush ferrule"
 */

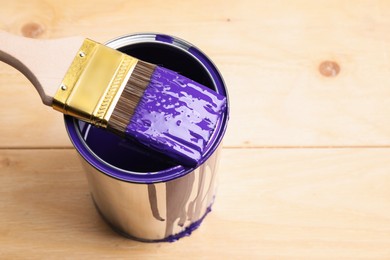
xmin=52 ymin=39 xmax=138 ymax=128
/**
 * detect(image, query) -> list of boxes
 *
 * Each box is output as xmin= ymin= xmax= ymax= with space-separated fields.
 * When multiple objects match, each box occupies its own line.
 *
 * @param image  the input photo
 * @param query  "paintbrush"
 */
xmin=0 ymin=31 xmax=226 ymax=166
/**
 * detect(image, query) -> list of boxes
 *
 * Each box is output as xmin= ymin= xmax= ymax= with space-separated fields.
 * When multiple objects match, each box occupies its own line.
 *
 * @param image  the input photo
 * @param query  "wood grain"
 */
xmin=1 ymin=149 xmax=390 ymax=259
xmin=1 ymin=0 xmax=390 ymax=259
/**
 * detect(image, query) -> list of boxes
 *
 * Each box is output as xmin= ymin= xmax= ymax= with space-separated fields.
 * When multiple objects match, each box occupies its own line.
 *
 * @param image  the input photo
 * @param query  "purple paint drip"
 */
xmin=162 ymin=205 xmax=212 ymax=242
xmin=94 ymin=196 xmax=213 ymax=243
xmin=126 ymin=66 xmax=226 ymax=166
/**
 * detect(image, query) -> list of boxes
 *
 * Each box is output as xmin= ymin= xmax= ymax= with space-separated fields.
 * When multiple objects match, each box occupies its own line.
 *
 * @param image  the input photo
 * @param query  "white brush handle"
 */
xmin=0 ymin=31 xmax=84 ymax=105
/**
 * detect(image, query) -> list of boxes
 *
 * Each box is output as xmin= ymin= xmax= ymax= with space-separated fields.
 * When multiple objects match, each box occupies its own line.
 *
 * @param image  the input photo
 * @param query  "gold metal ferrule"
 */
xmin=52 ymin=39 xmax=138 ymax=128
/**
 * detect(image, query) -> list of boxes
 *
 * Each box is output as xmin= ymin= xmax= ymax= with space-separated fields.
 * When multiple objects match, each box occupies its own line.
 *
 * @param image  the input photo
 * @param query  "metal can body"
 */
xmin=64 ymin=33 xmax=229 ymax=242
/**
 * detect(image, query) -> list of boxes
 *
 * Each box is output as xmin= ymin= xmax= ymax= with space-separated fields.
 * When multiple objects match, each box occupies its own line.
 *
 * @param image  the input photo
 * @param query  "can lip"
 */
xmin=64 ymin=33 xmax=229 ymax=184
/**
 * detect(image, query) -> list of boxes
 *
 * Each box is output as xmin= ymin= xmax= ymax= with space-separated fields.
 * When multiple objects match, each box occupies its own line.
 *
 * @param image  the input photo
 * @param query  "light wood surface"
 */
xmin=1 ymin=0 xmax=390 ymax=259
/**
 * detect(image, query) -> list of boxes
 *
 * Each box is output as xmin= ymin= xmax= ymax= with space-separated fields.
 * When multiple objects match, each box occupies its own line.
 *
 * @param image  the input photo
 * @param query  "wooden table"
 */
xmin=1 ymin=0 xmax=390 ymax=259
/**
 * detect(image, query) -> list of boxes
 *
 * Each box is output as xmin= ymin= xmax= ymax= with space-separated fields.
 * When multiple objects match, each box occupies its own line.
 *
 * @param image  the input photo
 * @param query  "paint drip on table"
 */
xmin=126 ymin=66 xmax=226 ymax=166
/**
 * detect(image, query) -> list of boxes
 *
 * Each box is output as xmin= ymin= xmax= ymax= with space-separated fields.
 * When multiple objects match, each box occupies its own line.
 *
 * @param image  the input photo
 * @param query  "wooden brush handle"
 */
xmin=0 ymin=30 xmax=84 ymax=105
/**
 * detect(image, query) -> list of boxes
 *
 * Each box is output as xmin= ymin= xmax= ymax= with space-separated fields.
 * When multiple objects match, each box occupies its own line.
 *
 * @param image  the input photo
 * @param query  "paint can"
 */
xmin=64 ymin=33 xmax=229 ymax=242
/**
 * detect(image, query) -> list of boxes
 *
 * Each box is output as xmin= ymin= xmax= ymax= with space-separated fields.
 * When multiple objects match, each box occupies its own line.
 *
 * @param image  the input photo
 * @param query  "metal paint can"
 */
xmin=64 ymin=33 xmax=229 ymax=242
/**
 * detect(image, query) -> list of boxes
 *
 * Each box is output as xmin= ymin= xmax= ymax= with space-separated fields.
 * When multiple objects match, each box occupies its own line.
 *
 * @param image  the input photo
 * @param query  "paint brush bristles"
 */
xmin=108 ymin=60 xmax=156 ymax=135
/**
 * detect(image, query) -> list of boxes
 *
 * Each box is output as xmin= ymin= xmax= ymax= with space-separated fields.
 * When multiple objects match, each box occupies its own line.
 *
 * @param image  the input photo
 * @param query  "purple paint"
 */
xmin=126 ymin=66 xmax=226 ymax=166
xmin=155 ymin=34 xmax=173 ymax=43
xmin=67 ymin=121 xmax=187 ymax=183
xmin=161 ymin=204 xmax=212 ymax=242
xmin=65 ymin=35 xmax=229 ymax=184
xmin=94 ymin=196 xmax=213 ymax=243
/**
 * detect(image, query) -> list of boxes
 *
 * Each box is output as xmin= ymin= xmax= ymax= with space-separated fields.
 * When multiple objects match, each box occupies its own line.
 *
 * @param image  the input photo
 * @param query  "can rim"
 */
xmin=64 ymin=33 xmax=229 ymax=184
